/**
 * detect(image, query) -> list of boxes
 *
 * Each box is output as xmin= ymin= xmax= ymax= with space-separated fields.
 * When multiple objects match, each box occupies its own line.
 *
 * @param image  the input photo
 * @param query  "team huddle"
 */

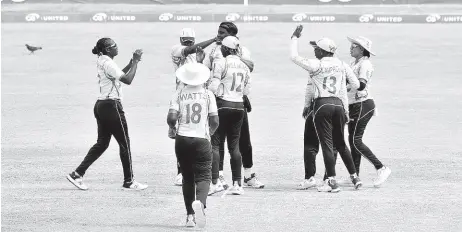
xmin=65 ymin=22 xmax=391 ymax=229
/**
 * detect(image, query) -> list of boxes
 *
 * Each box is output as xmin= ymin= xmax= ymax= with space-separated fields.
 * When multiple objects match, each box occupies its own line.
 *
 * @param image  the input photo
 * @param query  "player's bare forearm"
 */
xmin=183 ymin=38 xmax=217 ymax=56
xmin=122 ymin=59 xmax=133 ymax=73
xmin=119 ymin=61 xmax=138 ymax=85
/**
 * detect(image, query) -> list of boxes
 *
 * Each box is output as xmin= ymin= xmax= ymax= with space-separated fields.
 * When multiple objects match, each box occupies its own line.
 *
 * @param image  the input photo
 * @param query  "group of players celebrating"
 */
xmin=167 ymin=23 xmax=392 ymax=228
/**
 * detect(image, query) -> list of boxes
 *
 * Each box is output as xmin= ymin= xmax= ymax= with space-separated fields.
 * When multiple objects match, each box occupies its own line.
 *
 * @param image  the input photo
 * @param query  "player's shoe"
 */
xmin=192 ymin=200 xmax=206 ymax=228
xmin=122 ymin=180 xmax=148 ymax=190
xmin=219 ymin=174 xmax=229 ymax=190
xmin=374 ymin=166 xmax=391 ymax=187
xmin=227 ymin=182 xmax=244 ymax=195
xmin=297 ymin=177 xmax=316 ymax=190
xmin=335 ymin=176 xmax=354 ymax=186
xmin=351 ymin=176 xmax=363 ymax=190
xmin=244 ymin=173 xmax=265 ymax=188
xmin=185 ymin=214 xmax=196 ymax=227
xmin=66 ymin=171 xmax=88 ymax=190
xmin=317 ymin=179 xmax=340 ymax=193
xmin=174 ymin=173 xmax=183 ymax=186
xmin=208 ymin=181 xmax=225 ymax=196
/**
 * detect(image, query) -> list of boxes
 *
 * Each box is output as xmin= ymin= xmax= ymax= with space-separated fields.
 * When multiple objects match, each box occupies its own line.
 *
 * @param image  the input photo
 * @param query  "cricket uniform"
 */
xmin=171 ymin=44 xmax=197 ymax=90
xmin=290 ymin=38 xmax=359 ymax=178
xmin=346 ymin=57 xmax=383 ymax=173
xmin=204 ymin=43 xmax=255 ymax=174
xmin=209 ymin=54 xmax=251 ymax=188
xmin=75 ymin=55 xmax=136 ymax=185
xmin=169 ymin=85 xmax=217 ymax=214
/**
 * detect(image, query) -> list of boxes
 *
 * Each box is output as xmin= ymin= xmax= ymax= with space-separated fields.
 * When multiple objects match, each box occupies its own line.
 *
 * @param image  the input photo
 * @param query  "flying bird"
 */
xmin=25 ymin=44 xmax=42 ymax=54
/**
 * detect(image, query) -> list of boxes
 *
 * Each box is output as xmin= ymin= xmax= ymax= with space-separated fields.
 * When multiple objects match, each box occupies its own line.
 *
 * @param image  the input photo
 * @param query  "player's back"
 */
xmin=175 ymin=86 xmax=214 ymax=140
xmin=216 ymin=55 xmax=251 ymax=102
xmin=310 ymin=57 xmax=347 ymax=100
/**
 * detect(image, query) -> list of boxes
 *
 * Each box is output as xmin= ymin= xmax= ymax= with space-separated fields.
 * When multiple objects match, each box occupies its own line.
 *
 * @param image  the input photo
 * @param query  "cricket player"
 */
xmin=171 ymin=28 xmax=217 ymax=186
xmin=204 ymin=22 xmax=264 ymax=189
xmin=208 ymin=36 xmax=251 ymax=195
xmin=345 ymin=36 xmax=391 ymax=186
xmin=290 ymin=25 xmax=361 ymax=193
xmin=66 ymin=38 xmax=148 ymax=191
xmin=167 ymin=62 xmax=219 ymax=228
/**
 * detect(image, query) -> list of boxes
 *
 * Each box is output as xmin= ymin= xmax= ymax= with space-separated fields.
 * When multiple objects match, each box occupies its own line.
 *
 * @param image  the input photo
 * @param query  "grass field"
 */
xmin=2 ymin=18 xmax=462 ymax=232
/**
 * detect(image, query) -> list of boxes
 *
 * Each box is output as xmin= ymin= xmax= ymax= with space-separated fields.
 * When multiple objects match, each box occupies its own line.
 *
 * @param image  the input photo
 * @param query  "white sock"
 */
xmin=219 ymin=171 xmax=224 ymax=177
xmin=351 ymin=173 xmax=358 ymax=178
xmin=244 ymin=168 xmax=252 ymax=178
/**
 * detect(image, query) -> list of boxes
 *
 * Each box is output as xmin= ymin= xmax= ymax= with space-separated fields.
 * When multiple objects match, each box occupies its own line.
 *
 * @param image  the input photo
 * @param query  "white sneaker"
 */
xmin=185 ymin=214 xmax=196 ymax=227
xmin=122 ymin=181 xmax=148 ymax=190
xmin=297 ymin=177 xmax=316 ymax=190
xmin=374 ymin=166 xmax=391 ymax=187
xmin=192 ymin=200 xmax=206 ymax=228
xmin=317 ymin=179 xmax=341 ymax=193
xmin=227 ymin=183 xmax=244 ymax=195
xmin=66 ymin=171 xmax=88 ymax=190
xmin=208 ymin=181 xmax=225 ymax=196
xmin=244 ymin=173 xmax=265 ymax=188
xmin=174 ymin=173 xmax=183 ymax=186
xmin=219 ymin=174 xmax=229 ymax=190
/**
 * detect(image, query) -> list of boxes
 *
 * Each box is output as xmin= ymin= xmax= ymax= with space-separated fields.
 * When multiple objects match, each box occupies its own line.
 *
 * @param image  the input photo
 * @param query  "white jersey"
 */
xmin=203 ymin=43 xmax=251 ymax=70
xmin=290 ymin=38 xmax=359 ymax=112
xmin=209 ymin=55 xmax=251 ymax=103
xmin=347 ymin=57 xmax=374 ymax=104
xmin=171 ymin=44 xmax=197 ymax=89
xmin=169 ymin=86 xmax=218 ymax=140
xmin=96 ymin=55 xmax=125 ymax=100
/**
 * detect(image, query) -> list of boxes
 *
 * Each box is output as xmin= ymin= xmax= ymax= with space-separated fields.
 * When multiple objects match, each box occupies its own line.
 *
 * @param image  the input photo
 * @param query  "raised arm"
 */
xmin=119 ymin=49 xmax=143 ymax=85
xmin=182 ymin=38 xmax=217 ymax=57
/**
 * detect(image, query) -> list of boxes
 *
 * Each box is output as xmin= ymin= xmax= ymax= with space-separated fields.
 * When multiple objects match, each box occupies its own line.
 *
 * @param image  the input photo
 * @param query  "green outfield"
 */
xmin=2 ymin=19 xmax=462 ymax=232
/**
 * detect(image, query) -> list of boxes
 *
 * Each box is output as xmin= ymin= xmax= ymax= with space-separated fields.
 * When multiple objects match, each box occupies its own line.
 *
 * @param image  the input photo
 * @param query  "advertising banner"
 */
xmin=2 ymin=12 xmax=462 ymax=23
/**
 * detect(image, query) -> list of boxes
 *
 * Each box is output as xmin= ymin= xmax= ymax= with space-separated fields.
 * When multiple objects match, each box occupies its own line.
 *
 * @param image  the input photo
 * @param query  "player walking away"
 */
xmin=208 ymin=36 xmax=251 ymax=195
xmin=167 ymin=62 xmax=219 ymax=228
xmin=66 ymin=38 xmax=147 ymax=191
xmin=171 ymin=28 xmax=218 ymax=186
xmin=290 ymin=25 xmax=361 ymax=193
xmin=345 ymin=36 xmax=391 ymax=187
xmin=204 ymin=22 xmax=264 ymax=189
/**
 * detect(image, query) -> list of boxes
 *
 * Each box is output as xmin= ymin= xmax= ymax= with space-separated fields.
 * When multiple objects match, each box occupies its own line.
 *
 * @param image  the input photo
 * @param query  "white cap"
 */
xmin=310 ymin=38 xmax=337 ymax=54
xmin=347 ymin=36 xmax=375 ymax=56
xmin=180 ymin=28 xmax=195 ymax=38
xmin=175 ymin=63 xmax=210 ymax=86
xmin=221 ymin=36 xmax=240 ymax=49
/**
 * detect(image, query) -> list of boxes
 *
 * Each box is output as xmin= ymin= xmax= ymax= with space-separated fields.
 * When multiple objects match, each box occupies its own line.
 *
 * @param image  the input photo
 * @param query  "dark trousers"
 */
xmin=312 ymin=97 xmax=356 ymax=178
xmin=219 ymin=109 xmax=253 ymax=171
xmin=175 ymin=135 xmax=212 ymax=215
xmin=303 ymin=113 xmax=319 ymax=179
xmin=305 ymin=113 xmax=342 ymax=180
xmin=212 ymin=108 xmax=244 ymax=182
xmin=347 ymin=99 xmax=383 ymax=174
xmin=76 ymin=99 xmax=134 ymax=183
